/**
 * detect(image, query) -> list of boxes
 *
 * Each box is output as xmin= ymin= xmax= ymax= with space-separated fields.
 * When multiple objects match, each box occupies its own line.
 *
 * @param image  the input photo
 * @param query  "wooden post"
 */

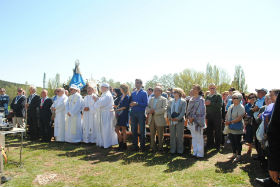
xmin=0 ymin=134 xmax=5 ymax=175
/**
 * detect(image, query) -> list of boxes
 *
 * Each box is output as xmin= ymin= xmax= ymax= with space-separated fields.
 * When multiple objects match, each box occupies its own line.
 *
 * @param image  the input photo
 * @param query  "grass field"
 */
xmin=1 ymin=135 xmax=267 ymax=187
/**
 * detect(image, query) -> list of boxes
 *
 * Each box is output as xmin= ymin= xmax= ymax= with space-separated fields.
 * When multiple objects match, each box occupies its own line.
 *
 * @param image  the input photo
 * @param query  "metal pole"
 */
xmin=20 ymin=132 xmax=23 ymax=166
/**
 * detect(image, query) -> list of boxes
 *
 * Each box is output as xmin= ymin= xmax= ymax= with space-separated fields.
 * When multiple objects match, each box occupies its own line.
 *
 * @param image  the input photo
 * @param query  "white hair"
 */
xmin=232 ymin=92 xmax=243 ymax=101
xmin=29 ymin=86 xmax=36 ymax=92
xmin=57 ymin=88 xmax=65 ymax=93
xmin=265 ymin=94 xmax=271 ymax=100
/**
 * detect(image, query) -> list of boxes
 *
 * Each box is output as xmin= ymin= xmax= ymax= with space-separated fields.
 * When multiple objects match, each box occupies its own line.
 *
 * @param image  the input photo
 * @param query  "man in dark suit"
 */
xmin=10 ymin=88 xmax=27 ymax=128
xmin=26 ymin=86 xmax=41 ymax=140
xmin=39 ymin=89 xmax=53 ymax=142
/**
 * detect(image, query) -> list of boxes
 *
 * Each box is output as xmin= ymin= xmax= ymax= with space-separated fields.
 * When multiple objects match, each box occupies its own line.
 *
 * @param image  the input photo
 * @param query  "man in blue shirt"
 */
xmin=130 ymin=79 xmax=148 ymax=151
xmin=0 ymin=88 xmax=9 ymax=117
xmin=252 ymin=88 xmax=267 ymax=164
xmin=226 ymin=87 xmax=236 ymax=111
xmin=253 ymin=88 xmax=267 ymax=120
xmin=52 ymin=89 xmax=59 ymax=102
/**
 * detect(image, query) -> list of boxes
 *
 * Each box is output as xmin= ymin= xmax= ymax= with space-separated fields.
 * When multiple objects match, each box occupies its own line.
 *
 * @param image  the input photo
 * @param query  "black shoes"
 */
xmin=255 ymin=177 xmax=279 ymax=187
xmin=131 ymin=145 xmax=145 ymax=152
xmin=117 ymin=142 xmax=123 ymax=151
xmin=140 ymin=146 xmax=146 ymax=152
xmin=117 ymin=142 xmax=127 ymax=151
xmin=131 ymin=146 xmax=139 ymax=152
xmin=1 ymin=176 xmax=11 ymax=184
xmin=123 ymin=143 xmax=127 ymax=150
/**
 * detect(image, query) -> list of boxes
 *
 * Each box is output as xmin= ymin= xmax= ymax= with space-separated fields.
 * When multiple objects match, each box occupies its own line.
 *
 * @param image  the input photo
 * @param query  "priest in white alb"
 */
xmin=93 ymin=83 xmax=118 ymax=148
xmin=65 ymin=84 xmax=83 ymax=143
xmin=82 ymin=83 xmax=99 ymax=143
xmin=52 ymin=88 xmax=68 ymax=142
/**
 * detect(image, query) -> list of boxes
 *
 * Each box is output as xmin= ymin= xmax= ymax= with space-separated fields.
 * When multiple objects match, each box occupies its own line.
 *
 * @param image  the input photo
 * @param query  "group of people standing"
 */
xmin=10 ymin=87 xmax=53 ymax=141
xmin=52 ymin=83 xmax=119 ymax=148
xmin=1 ymin=79 xmax=279 ymax=186
xmin=3 ymin=84 xmax=119 ymax=148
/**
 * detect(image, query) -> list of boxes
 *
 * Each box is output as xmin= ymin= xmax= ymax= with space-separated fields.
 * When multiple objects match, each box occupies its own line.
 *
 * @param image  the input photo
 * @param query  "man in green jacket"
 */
xmin=205 ymin=83 xmax=223 ymax=150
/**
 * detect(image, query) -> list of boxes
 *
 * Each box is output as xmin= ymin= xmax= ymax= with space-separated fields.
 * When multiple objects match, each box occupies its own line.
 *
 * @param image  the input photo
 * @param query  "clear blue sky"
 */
xmin=1 ymin=0 xmax=279 ymax=92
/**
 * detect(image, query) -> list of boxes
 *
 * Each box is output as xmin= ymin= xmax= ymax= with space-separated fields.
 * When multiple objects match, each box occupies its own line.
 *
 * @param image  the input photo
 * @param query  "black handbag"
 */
xmin=171 ymin=112 xmax=183 ymax=122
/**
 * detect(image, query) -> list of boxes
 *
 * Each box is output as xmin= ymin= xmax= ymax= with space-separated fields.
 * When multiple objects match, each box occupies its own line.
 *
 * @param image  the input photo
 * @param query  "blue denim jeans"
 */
xmin=130 ymin=110 xmax=146 ymax=148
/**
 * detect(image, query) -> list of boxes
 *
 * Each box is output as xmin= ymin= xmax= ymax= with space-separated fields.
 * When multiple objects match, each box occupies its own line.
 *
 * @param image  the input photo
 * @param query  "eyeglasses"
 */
xmin=209 ymin=88 xmax=215 ymax=90
xmin=232 ymin=97 xmax=238 ymax=100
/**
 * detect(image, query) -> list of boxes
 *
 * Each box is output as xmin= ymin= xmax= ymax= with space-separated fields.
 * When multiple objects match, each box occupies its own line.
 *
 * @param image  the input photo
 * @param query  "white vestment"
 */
xmin=53 ymin=94 xmax=68 ymax=142
xmin=65 ymin=93 xmax=83 ymax=143
xmin=93 ymin=91 xmax=118 ymax=148
xmin=82 ymin=94 xmax=99 ymax=143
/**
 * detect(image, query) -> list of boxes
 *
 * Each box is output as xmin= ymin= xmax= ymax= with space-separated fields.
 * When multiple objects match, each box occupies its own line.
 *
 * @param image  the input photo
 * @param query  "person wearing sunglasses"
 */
xmin=10 ymin=88 xmax=27 ymax=128
xmin=225 ymin=92 xmax=245 ymax=162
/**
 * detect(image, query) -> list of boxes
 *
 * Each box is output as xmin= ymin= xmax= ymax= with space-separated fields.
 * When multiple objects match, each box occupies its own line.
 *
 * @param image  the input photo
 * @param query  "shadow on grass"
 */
xmin=118 ymin=150 xmax=198 ymax=172
xmin=21 ymin=140 xmax=210 ymax=172
xmin=5 ymin=136 xmax=227 ymax=174
xmin=239 ymin=160 xmax=267 ymax=187
xmin=5 ymin=136 xmax=269 ymax=186
xmin=215 ymin=148 xmax=267 ymax=187
xmin=55 ymin=144 xmax=198 ymax=173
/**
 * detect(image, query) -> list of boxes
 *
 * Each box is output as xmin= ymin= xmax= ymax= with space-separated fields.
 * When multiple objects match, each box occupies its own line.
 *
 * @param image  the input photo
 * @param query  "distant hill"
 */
xmin=0 ymin=79 xmax=42 ymax=104
xmin=0 ymin=79 xmax=29 ymax=88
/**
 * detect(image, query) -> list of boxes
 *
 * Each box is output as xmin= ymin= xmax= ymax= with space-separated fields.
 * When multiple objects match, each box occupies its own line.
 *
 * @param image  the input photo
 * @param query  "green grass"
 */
xmin=2 ymin=136 xmax=266 ymax=187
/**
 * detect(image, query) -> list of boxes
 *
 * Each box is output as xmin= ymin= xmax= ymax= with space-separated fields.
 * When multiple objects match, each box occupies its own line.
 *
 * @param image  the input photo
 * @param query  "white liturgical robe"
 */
xmin=53 ymin=94 xmax=68 ymax=142
xmin=82 ymin=94 xmax=99 ymax=143
xmin=65 ymin=93 xmax=83 ymax=143
xmin=93 ymin=91 xmax=118 ymax=148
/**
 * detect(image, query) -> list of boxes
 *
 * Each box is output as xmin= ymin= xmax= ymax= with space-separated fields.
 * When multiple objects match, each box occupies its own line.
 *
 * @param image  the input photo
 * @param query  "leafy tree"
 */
xmin=231 ymin=65 xmax=247 ymax=92
xmin=47 ymin=73 xmax=62 ymax=97
xmin=174 ymin=69 xmax=205 ymax=94
xmin=145 ymin=75 xmax=159 ymax=90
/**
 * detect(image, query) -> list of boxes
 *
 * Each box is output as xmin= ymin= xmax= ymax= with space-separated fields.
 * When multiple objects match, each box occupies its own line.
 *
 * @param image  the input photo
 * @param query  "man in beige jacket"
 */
xmin=147 ymin=86 xmax=168 ymax=151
